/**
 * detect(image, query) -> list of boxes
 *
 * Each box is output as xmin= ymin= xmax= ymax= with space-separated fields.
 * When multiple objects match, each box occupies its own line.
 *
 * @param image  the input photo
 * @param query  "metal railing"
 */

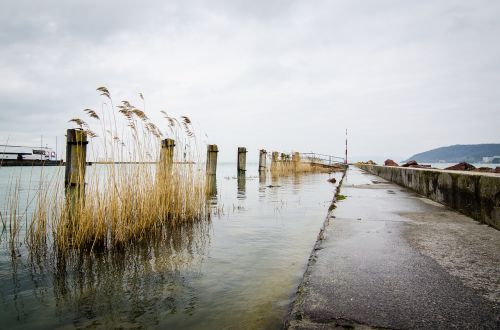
xmin=299 ymin=152 xmax=345 ymax=166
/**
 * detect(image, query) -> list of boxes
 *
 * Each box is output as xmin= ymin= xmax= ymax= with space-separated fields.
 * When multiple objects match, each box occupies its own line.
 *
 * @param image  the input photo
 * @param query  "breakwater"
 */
xmin=357 ymin=164 xmax=500 ymax=230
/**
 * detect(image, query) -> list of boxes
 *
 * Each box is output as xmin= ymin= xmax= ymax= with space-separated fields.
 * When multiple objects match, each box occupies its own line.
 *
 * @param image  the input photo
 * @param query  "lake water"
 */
xmin=0 ymin=163 xmax=341 ymax=329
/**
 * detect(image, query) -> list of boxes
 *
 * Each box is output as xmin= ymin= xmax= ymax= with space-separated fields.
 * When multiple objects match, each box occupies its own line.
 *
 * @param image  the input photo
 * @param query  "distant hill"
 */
xmin=405 ymin=144 xmax=500 ymax=163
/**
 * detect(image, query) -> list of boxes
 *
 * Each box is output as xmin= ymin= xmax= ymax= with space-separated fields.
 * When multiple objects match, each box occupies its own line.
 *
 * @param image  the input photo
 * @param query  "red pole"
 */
xmin=344 ymin=129 xmax=348 ymax=165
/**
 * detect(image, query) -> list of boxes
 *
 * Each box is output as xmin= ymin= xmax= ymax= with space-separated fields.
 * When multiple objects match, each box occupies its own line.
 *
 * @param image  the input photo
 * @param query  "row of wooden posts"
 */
xmin=188 ymin=145 xmax=301 ymax=178
xmin=64 ymin=128 xmax=301 ymax=190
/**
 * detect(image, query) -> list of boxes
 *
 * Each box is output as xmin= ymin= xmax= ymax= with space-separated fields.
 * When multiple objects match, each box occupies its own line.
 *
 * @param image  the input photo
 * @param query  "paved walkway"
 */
xmin=287 ymin=166 xmax=500 ymax=329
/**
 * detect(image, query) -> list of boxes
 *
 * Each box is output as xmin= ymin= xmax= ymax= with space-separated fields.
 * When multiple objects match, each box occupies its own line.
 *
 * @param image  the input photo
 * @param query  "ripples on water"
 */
xmin=0 ymin=163 xmax=342 ymax=329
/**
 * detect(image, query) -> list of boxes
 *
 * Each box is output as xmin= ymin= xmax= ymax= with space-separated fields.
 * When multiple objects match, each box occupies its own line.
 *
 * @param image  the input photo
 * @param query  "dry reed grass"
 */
xmin=269 ymin=153 xmax=340 ymax=176
xmin=26 ymin=87 xmax=208 ymax=253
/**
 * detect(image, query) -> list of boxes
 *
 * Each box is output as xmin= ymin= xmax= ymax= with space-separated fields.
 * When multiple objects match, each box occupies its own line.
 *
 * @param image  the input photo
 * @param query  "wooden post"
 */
xmin=65 ymin=129 xmax=87 ymax=230
xmin=206 ymin=144 xmax=218 ymax=176
xmin=158 ymin=138 xmax=175 ymax=182
xmin=160 ymin=138 xmax=175 ymax=165
xmin=259 ymin=149 xmax=267 ymax=172
xmin=237 ymin=147 xmax=247 ymax=173
xmin=206 ymin=144 xmax=218 ymax=196
xmin=65 ymin=129 xmax=88 ymax=188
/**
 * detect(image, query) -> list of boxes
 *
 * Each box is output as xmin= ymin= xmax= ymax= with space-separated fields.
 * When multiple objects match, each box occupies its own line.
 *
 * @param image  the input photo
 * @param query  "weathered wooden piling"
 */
xmin=237 ymin=147 xmax=247 ymax=173
xmin=157 ymin=138 xmax=175 ymax=183
xmin=259 ymin=149 xmax=267 ymax=172
xmin=65 ymin=129 xmax=88 ymax=189
xmin=206 ymin=144 xmax=218 ymax=176
xmin=206 ymin=144 xmax=218 ymax=196
xmin=160 ymin=138 xmax=175 ymax=166
xmin=65 ymin=129 xmax=88 ymax=228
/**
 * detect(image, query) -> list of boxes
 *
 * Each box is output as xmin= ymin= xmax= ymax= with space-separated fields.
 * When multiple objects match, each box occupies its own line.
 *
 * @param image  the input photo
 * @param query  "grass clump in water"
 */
xmin=27 ymin=87 xmax=208 ymax=252
xmin=336 ymin=194 xmax=347 ymax=201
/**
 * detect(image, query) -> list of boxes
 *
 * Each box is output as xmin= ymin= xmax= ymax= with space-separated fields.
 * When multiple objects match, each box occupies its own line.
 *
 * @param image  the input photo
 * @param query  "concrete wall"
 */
xmin=357 ymin=165 xmax=500 ymax=230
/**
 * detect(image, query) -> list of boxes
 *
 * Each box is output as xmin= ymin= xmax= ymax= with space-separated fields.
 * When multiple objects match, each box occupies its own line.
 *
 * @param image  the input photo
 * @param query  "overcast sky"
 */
xmin=1 ymin=0 xmax=499 ymax=162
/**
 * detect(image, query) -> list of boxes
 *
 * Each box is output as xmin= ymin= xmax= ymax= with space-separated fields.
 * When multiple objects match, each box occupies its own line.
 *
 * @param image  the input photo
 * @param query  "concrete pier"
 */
xmin=358 ymin=164 xmax=500 ymax=229
xmin=287 ymin=167 xmax=500 ymax=329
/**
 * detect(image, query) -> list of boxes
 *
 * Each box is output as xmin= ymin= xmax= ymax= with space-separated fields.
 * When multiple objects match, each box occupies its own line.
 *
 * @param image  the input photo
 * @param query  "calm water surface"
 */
xmin=0 ymin=163 xmax=341 ymax=329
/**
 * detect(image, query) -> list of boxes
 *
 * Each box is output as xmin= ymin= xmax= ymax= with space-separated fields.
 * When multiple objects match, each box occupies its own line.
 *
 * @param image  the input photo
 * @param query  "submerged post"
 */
xmin=259 ymin=149 xmax=267 ymax=172
xmin=65 ymin=129 xmax=88 ymax=189
xmin=237 ymin=147 xmax=247 ymax=173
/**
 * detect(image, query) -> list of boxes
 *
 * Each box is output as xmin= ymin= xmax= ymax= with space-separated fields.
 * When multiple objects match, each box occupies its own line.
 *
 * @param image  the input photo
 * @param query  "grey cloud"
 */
xmin=1 ymin=0 xmax=499 ymax=161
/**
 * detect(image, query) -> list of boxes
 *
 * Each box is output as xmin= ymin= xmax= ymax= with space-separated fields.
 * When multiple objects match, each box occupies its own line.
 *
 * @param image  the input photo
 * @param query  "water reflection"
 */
xmin=1 ymin=221 xmax=210 ymax=329
xmin=8 ymin=255 xmax=26 ymax=323
xmin=206 ymin=175 xmax=217 ymax=204
xmin=237 ymin=172 xmax=246 ymax=200
xmin=258 ymin=172 xmax=267 ymax=200
xmin=293 ymin=173 xmax=302 ymax=193
xmin=259 ymin=171 xmax=266 ymax=184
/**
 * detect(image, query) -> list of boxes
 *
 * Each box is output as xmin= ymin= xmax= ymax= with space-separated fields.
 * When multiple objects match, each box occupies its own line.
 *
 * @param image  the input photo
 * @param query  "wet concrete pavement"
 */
xmin=287 ymin=167 xmax=500 ymax=329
